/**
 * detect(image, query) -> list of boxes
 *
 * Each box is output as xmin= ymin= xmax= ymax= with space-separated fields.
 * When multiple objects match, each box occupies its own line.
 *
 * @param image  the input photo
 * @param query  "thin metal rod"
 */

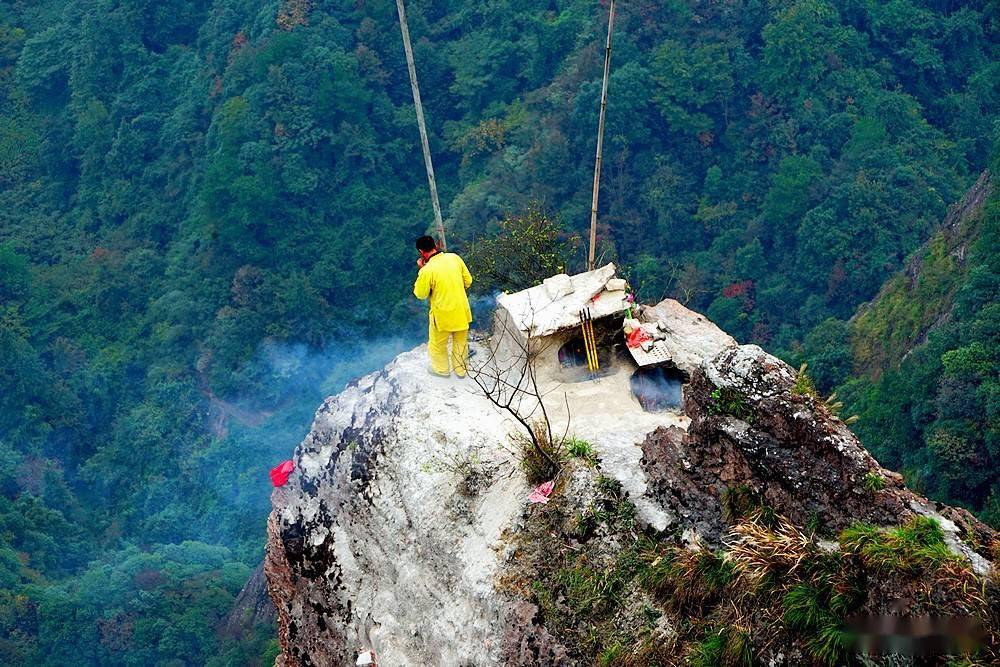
xmin=395 ymin=0 xmax=446 ymax=250
xmin=587 ymin=0 xmax=615 ymax=271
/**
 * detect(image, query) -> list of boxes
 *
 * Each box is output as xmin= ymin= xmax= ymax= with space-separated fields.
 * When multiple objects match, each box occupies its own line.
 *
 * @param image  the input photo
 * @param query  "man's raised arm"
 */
xmin=414 ymin=266 xmax=431 ymax=300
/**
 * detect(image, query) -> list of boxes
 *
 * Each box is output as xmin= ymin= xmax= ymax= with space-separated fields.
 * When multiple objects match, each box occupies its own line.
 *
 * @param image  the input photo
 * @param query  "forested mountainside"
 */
xmin=839 ymin=168 xmax=1000 ymax=527
xmin=0 ymin=0 xmax=997 ymax=663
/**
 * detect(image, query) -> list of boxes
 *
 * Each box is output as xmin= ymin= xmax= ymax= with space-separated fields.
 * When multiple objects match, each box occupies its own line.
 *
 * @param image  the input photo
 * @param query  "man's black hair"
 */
xmin=415 ymin=235 xmax=437 ymax=252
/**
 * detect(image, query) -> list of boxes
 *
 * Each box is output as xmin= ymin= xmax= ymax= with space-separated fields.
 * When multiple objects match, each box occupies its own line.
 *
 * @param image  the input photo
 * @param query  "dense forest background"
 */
xmin=0 ymin=0 xmax=998 ymax=663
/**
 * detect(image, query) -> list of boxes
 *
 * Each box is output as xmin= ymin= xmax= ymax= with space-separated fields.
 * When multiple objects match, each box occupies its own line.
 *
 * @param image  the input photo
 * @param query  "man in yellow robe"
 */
xmin=413 ymin=236 xmax=473 ymax=377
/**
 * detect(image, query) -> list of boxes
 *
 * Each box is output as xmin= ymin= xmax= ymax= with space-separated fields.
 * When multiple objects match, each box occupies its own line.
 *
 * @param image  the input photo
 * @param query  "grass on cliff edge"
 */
xmin=500 ymin=474 xmax=998 ymax=667
xmin=512 ymin=425 xmax=598 ymax=484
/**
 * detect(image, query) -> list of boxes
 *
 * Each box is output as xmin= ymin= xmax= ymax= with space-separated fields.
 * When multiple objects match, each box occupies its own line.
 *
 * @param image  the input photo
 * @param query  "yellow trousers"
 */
xmin=428 ymin=319 xmax=469 ymax=377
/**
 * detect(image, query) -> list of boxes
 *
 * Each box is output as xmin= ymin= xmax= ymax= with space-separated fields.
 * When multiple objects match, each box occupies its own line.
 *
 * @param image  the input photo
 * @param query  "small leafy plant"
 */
xmin=862 ymin=471 xmax=886 ymax=493
xmin=708 ymin=386 xmax=755 ymax=423
xmin=565 ymin=436 xmax=597 ymax=464
xmin=792 ymin=362 xmax=819 ymax=397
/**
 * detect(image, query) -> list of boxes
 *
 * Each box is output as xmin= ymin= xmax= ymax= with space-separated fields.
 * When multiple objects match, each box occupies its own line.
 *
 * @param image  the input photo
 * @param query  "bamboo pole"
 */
xmin=395 ymin=0 xmax=446 ymax=250
xmin=587 ymin=0 xmax=615 ymax=271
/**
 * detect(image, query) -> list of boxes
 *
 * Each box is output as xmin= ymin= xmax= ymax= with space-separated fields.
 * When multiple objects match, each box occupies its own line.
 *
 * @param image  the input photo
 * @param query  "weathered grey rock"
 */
xmin=642 ymin=345 xmax=929 ymax=542
xmin=639 ymin=298 xmax=737 ymax=375
xmin=265 ymin=298 xmax=996 ymax=666
xmin=266 ymin=353 xmax=529 ymax=666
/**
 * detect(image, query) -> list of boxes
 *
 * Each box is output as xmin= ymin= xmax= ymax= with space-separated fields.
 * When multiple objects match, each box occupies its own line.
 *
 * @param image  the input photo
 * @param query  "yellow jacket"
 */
xmin=413 ymin=252 xmax=473 ymax=332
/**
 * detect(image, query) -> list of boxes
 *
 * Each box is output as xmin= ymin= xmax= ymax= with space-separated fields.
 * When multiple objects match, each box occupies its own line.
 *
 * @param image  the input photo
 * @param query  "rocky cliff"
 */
xmin=265 ymin=297 xmax=998 ymax=666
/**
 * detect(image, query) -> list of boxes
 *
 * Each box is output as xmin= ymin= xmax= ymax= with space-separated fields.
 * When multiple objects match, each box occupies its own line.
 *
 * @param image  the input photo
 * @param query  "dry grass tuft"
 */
xmin=725 ymin=510 xmax=816 ymax=587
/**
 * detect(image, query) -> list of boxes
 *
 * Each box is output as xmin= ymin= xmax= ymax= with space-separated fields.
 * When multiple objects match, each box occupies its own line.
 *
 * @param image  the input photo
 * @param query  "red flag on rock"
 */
xmin=270 ymin=460 xmax=295 ymax=487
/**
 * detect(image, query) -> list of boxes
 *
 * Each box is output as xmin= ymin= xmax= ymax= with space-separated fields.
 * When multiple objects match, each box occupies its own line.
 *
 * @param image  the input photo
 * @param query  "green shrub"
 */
xmin=805 ymin=512 xmax=823 ymax=536
xmin=687 ymin=629 xmax=725 ymax=667
xmin=782 ymin=582 xmax=853 ymax=666
xmin=464 ymin=204 xmax=580 ymax=294
xmin=720 ymin=627 xmax=754 ymax=667
xmin=803 ymin=622 xmax=850 ymax=666
xmin=639 ymin=549 xmax=679 ymax=600
xmin=598 ymin=641 xmax=624 ymax=666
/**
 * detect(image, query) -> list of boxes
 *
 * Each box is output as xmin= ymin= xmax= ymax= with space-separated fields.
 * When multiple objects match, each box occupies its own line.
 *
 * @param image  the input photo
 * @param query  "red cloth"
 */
xmin=528 ymin=480 xmax=555 ymax=504
xmin=626 ymin=327 xmax=652 ymax=348
xmin=270 ymin=460 xmax=295 ymax=487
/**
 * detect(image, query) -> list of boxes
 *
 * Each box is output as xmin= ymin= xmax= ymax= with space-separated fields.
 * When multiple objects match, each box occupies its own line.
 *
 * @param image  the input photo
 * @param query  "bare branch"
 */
xmin=468 ymin=295 xmax=568 ymax=473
